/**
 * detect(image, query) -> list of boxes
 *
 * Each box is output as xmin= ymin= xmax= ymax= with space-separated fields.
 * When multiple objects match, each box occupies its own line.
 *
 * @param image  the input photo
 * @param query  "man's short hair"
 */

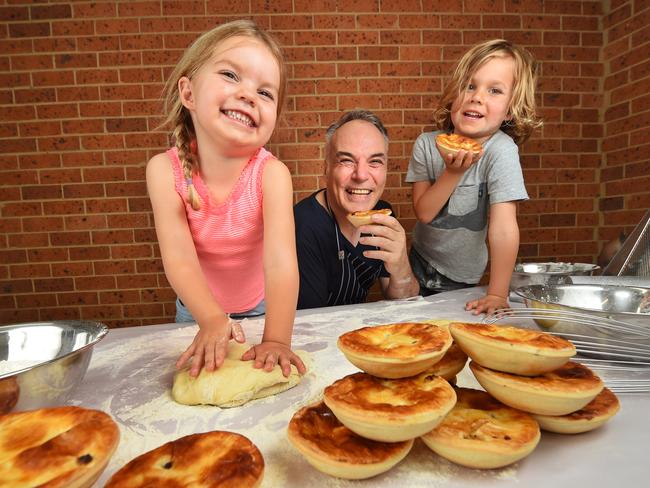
xmin=325 ymin=109 xmax=389 ymax=161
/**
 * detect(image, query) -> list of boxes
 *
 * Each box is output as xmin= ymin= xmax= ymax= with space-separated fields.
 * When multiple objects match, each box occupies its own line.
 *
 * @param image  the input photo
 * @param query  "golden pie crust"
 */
xmin=435 ymin=133 xmax=483 ymax=160
xmin=105 ymin=431 xmax=263 ymax=488
xmin=0 ymin=377 xmax=19 ymax=414
xmin=421 ymin=387 xmax=540 ymax=469
xmin=287 ymin=400 xmax=413 ymax=479
xmin=470 ymin=361 xmax=604 ymax=416
xmin=0 ymin=406 xmax=119 ymax=488
xmin=346 ymin=208 xmax=392 ymax=227
xmin=450 ymin=322 xmax=576 ymax=376
xmin=323 ymin=372 xmax=456 ymax=442
xmin=532 ymin=387 xmax=620 ymax=434
xmin=423 ymin=342 xmax=468 ymax=382
xmin=338 ymin=322 xmax=452 ymax=378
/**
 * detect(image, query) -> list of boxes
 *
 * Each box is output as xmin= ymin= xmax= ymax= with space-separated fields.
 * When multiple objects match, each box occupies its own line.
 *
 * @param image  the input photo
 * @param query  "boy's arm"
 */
xmin=241 ymin=158 xmax=306 ymax=377
xmin=412 ymin=151 xmax=478 ymax=223
xmin=466 ymin=201 xmax=519 ymax=315
xmin=146 ymin=153 xmax=235 ymax=376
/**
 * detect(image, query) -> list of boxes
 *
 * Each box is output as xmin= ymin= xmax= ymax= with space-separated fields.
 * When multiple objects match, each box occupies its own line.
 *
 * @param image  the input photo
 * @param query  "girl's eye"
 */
xmin=467 ymin=83 xmax=476 ymax=91
xmin=220 ymin=70 xmax=238 ymax=81
xmin=258 ymin=89 xmax=275 ymax=101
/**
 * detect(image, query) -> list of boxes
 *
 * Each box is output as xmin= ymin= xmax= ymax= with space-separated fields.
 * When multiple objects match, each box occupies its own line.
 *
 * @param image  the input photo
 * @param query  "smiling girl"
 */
xmin=406 ymin=39 xmax=542 ymax=315
xmin=147 ymin=20 xmax=305 ymax=378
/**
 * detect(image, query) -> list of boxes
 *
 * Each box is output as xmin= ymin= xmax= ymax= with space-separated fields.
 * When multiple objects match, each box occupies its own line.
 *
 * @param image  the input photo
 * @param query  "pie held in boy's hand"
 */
xmin=346 ymin=208 xmax=392 ymax=227
xmin=435 ymin=133 xmax=483 ymax=161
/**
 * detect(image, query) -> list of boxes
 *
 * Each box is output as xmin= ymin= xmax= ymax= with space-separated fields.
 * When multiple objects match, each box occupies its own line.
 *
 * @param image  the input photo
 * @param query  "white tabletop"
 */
xmin=68 ymin=287 xmax=650 ymax=487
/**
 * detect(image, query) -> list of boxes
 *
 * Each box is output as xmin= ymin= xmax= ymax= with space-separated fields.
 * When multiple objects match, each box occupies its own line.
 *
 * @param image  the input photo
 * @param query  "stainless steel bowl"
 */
xmin=0 ymin=320 xmax=108 ymax=414
xmin=510 ymin=262 xmax=600 ymax=291
xmin=514 ymin=284 xmax=650 ymax=353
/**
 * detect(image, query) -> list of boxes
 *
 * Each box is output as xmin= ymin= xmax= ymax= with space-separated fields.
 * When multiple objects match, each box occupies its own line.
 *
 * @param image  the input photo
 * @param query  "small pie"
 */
xmin=105 ymin=431 xmax=263 ymax=488
xmin=435 ymin=133 xmax=482 ymax=161
xmin=0 ymin=377 xmax=19 ymax=414
xmin=470 ymin=361 xmax=604 ymax=416
xmin=346 ymin=208 xmax=392 ymax=227
xmin=422 ymin=342 xmax=468 ymax=383
xmin=323 ymin=371 xmax=456 ymax=442
xmin=421 ymin=388 xmax=540 ymax=469
xmin=337 ymin=322 xmax=452 ymax=378
xmin=532 ymin=387 xmax=620 ymax=434
xmin=0 ymin=406 xmax=119 ymax=488
xmin=450 ymin=322 xmax=576 ymax=376
xmin=287 ymin=400 xmax=413 ymax=479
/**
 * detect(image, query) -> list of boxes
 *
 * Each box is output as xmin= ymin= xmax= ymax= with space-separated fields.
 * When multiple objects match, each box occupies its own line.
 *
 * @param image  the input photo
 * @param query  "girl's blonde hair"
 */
xmin=161 ymin=20 xmax=287 ymax=210
xmin=433 ymin=39 xmax=542 ymax=146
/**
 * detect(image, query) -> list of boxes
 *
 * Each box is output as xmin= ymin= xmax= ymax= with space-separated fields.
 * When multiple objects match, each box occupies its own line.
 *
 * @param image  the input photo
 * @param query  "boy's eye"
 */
xmin=489 ymin=88 xmax=504 ymax=95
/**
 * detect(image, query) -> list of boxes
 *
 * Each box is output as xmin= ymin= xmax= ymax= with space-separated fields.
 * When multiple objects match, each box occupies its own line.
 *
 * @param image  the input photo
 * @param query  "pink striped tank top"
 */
xmin=168 ymin=146 xmax=271 ymax=313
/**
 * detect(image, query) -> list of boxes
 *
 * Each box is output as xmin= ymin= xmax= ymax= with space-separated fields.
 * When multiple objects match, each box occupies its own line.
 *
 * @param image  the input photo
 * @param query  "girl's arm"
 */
xmin=241 ymin=158 xmax=306 ymax=377
xmin=146 ymin=153 xmax=238 ymax=377
xmin=412 ymin=151 xmax=477 ymax=223
xmin=466 ymin=201 xmax=519 ymax=315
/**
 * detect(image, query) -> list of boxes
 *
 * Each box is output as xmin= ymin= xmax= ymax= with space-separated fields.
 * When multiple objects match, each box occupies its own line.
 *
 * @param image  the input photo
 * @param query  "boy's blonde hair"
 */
xmin=433 ymin=39 xmax=542 ymax=146
xmin=161 ymin=19 xmax=287 ymax=210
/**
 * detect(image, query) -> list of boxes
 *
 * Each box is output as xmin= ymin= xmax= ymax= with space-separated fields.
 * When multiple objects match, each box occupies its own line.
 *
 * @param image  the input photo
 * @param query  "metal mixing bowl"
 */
xmin=510 ymin=262 xmax=600 ymax=291
xmin=514 ymin=284 xmax=650 ymax=353
xmin=0 ymin=320 xmax=108 ymax=414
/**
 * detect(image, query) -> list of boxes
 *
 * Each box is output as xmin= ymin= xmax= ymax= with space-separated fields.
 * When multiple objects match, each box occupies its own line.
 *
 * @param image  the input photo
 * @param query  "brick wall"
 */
xmin=1 ymin=1 xmax=648 ymax=327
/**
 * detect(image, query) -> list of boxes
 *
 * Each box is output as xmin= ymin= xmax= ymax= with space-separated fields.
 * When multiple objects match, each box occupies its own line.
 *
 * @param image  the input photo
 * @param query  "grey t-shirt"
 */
xmin=405 ymin=130 xmax=528 ymax=283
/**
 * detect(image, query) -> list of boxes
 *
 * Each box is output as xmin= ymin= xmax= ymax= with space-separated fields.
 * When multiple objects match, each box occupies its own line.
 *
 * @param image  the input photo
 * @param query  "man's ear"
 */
xmin=178 ymin=76 xmax=194 ymax=110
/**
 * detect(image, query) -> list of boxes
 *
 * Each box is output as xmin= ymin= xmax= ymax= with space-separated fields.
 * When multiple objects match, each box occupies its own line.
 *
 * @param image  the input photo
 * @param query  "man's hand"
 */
xmin=241 ymin=341 xmax=307 ymax=377
xmin=358 ymin=212 xmax=409 ymax=276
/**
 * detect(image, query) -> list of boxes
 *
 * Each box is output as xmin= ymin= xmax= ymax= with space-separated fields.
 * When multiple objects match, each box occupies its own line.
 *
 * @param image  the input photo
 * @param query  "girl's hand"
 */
xmin=465 ymin=294 xmax=508 ymax=316
xmin=176 ymin=316 xmax=245 ymax=377
xmin=443 ymin=148 xmax=483 ymax=174
xmin=241 ymin=341 xmax=307 ymax=378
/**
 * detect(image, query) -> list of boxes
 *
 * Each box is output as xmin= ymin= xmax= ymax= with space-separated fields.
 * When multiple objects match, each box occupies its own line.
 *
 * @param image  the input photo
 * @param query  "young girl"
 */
xmin=406 ymin=39 xmax=542 ymax=315
xmin=147 ymin=20 xmax=305 ymax=378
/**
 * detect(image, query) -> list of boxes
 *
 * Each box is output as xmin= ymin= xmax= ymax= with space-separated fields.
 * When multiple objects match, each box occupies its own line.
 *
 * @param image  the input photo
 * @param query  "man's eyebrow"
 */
xmin=335 ymin=151 xmax=386 ymax=159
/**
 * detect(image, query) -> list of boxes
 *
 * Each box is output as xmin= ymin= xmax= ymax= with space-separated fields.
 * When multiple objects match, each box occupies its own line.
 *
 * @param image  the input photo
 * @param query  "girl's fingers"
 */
xmin=231 ymin=321 xmax=245 ymax=343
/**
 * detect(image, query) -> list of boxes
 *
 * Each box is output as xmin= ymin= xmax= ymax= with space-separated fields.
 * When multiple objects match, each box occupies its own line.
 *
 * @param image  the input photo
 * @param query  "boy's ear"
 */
xmin=178 ymin=76 xmax=195 ymax=110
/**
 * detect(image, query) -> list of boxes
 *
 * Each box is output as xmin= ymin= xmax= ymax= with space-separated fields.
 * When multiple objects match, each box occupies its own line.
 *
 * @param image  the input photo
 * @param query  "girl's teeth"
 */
xmin=224 ymin=110 xmax=254 ymax=126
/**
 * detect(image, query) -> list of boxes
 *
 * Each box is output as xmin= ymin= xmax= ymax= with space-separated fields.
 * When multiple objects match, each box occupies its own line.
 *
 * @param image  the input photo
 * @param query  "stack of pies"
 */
xmin=289 ymin=321 xmax=462 ymax=478
xmin=106 ymin=431 xmax=264 ymax=487
xmin=450 ymin=322 xmax=618 ymax=433
xmin=0 ymin=406 xmax=119 ymax=488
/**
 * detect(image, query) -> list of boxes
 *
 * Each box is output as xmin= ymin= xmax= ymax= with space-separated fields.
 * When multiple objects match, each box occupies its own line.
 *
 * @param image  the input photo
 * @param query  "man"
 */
xmin=294 ymin=109 xmax=419 ymax=309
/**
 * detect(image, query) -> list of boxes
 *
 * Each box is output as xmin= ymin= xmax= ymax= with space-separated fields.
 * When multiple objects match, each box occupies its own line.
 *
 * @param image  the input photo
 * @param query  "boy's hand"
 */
xmin=442 ymin=148 xmax=483 ymax=175
xmin=241 ymin=341 xmax=307 ymax=377
xmin=176 ymin=316 xmax=244 ymax=377
xmin=465 ymin=294 xmax=508 ymax=316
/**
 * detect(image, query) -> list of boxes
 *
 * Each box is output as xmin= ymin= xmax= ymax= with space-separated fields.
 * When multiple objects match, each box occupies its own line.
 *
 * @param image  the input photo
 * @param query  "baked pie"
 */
xmin=450 ymin=322 xmax=576 ymax=376
xmin=287 ymin=400 xmax=412 ymax=479
xmin=422 ymin=342 xmax=468 ymax=383
xmin=323 ymin=371 xmax=456 ymax=442
xmin=0 ymin=406 xmax=119 ymax=488
xmin=337 ymin=322 xmax=452 ymax=378
xmin=105 ymin=431 xmax=263 ymax=488
xmin=532 ymin=387 xmax=620 ymax=434
xmin=421 ymin=388 xmax=540 ymax=469
xmin=435 ymin=133 xmax=482 ymax=161
xmin=470 ymin=361 xmax=604 ymax=416
xmin=346 ymin=208 xmax=392 ymax=227
xmin=0 ymin=376 xmax=19 ymax=414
